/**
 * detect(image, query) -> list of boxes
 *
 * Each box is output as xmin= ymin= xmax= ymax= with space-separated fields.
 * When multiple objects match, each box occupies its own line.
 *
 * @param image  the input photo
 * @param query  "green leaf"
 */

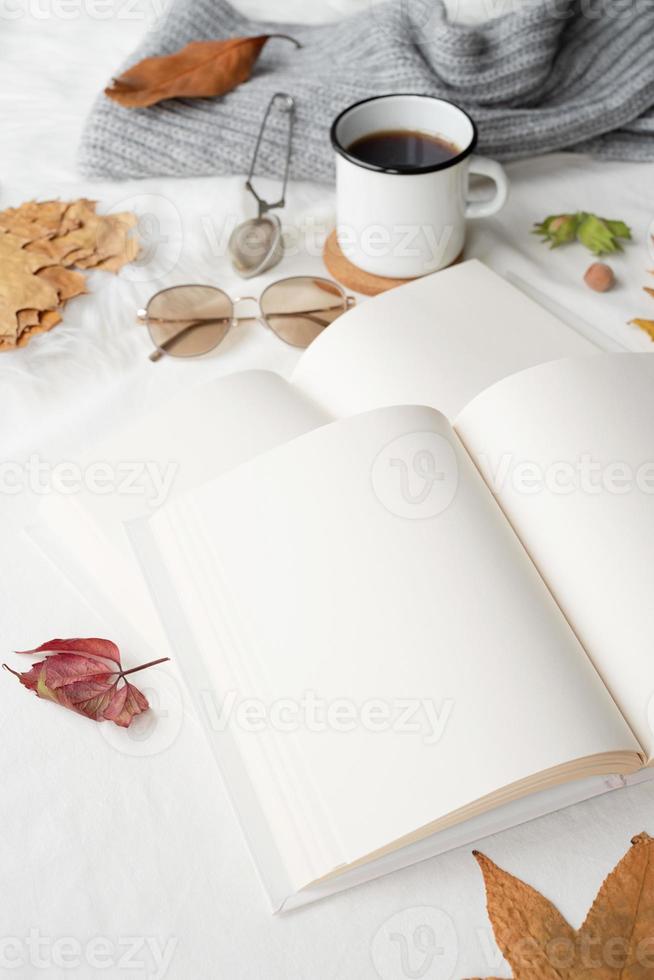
xmin=532 ymin=216 xmax=555 ymax=237
xmin=532 ymin=213 xmax=579 ymax=248
xmin=577 ymin=213 xmax=620 ymax=255
xmin=604 ymin=219 xmax=632 ymax=240
xmin=533 ymin=211 xmax=632 ymax=255
xmin=550 ymin=216 xmax=579 ymax=247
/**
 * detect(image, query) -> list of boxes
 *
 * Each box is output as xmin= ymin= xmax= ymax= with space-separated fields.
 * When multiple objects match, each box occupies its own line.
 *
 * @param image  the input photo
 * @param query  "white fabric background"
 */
xmin=1 ymin=2 xmax=654 ymax=977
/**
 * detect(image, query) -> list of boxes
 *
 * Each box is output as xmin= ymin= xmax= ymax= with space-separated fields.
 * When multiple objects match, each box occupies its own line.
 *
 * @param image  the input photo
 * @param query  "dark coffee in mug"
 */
xmin=347 ymin=129 xmax=460 ymax=171
xmin=331 ymin=94 xmax=508 ymax=277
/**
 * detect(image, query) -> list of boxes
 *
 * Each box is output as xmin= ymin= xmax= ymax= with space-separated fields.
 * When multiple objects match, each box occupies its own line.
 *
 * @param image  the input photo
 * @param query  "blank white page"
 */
xmin=456 ymin=353 xmax=654 ymax=757
xmin=146 ymin=404 xmax=639 ymax=892
xmin=34 ymin=370 xmax=331 ymax=654
xmin=293 ymin=260 xmax=596 ymax=421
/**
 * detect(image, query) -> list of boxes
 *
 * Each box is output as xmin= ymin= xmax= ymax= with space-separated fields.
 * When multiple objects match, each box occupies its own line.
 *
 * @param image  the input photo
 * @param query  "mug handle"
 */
xmin=465 ymin=156 xmax=509 ymax=219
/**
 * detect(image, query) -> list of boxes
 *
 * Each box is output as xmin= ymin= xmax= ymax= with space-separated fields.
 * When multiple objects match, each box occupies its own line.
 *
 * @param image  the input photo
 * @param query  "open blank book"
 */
xmin=34 ymin=261 xmax=654 ymax=911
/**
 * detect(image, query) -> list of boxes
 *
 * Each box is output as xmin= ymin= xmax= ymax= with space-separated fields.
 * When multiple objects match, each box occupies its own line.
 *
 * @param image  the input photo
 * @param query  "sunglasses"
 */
xmin=137 ymin=276 xmax=355 ymax=362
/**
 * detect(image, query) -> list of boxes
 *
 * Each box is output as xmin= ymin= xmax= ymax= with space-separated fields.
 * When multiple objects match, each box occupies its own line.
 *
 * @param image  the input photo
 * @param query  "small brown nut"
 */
xmin=584 ymin=262 xmax=615 ymax=292
xmin=550 ymin=215 xmax=571 ymax=231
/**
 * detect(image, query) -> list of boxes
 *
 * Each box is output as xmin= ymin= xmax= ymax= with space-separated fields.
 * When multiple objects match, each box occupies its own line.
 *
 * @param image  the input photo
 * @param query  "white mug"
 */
xmin=330 ymin=94 xmax=508 ymax=279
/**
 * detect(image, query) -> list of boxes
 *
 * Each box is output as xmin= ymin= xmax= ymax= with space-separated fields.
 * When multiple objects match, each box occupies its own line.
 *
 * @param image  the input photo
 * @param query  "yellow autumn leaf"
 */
xmin=630 ymin=320 xmax=654 ymax=341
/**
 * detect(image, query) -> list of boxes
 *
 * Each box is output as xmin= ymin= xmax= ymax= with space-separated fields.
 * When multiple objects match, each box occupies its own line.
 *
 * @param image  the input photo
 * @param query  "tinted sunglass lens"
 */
xmin=146 ymin=286 xmax=233 ymax=358
xmin=260 ymin=277 xmax=347 ymax=348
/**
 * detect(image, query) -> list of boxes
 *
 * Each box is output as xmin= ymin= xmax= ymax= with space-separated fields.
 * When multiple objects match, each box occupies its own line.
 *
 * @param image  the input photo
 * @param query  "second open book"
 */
xmin=35 ymin=261 xmax=654 ymax=911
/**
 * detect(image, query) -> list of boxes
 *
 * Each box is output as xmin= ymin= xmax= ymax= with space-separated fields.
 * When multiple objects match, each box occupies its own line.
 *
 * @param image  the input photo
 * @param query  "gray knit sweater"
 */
xmin=79 ymin=0 xmax=654 ymax=181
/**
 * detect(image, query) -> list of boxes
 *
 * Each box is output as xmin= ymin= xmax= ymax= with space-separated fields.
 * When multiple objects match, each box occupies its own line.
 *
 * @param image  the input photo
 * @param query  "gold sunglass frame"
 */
xmin=137 ymin=276 xmax=355 ymax=362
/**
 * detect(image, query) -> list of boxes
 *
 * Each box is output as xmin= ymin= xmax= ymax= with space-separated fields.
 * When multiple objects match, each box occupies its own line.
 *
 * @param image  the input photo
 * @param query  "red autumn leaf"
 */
xmin=105 ymin=34 xmax=300 ymax=109
xmin=16 ymin=636 xmax=122 ymax=663
xmin=4 ymin=637 xmax=169 ymax=728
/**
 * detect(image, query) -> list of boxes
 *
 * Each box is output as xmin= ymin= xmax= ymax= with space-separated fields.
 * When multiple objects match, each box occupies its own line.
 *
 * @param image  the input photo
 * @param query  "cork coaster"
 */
xmin=323 ymin=230 xmax=464 ymax=296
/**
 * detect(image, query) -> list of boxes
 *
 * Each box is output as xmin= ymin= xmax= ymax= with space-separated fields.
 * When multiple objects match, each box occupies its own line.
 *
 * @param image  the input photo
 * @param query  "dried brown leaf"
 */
xmin=25 ymin=200 xmax=97 ymax=262
xmin=36 ymin=266 xmax=87 ymax=303
xmin=0 ymin=233 xmax=60 ymax=339
xmin=21 ymin=200 xmax=93 ymax=261
xmin=104 ymin=35 xmax=297 ymax=108
xmin=25 ymin=236 xmax=80 ymax=264
xmin=0 ymin=198 xmax=139 ymax=350
xmin=0 ymin=308 xmax=62 ymax=351
xmin=472 ymin=833 xmax=654 ymax=979
xmin=0 ymin=200 xmax=73 ymax=242
xmin=25 ymin=199 xmax=98 ymax=264
xmin=14 ymin=310 xmax=62 ymax=348
xmin=0 ymin=299 xmax=18 ymax=343
xmin=89 ymin=233 xmax=140 ymax=272
xmin=72 ymin=212 xmax=138 ymax=270
xmin=16 ymin=309 xmax=41 ymax=331
xmin=577 ymin=831 xmax=654 ymax=976
xmin=29 ymin=201 xmax=139 ymax=272
xmin=473 ymin=849 xmax=576 ymax=979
